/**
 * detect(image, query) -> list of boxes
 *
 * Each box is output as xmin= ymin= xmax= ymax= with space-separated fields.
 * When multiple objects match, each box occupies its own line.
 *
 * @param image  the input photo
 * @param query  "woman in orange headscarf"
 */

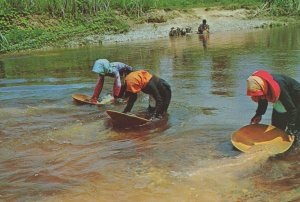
xmin=122 ymin=70 xmax=171 ymax=119
xmin=247 ymin=70 xmax=300 ymax=136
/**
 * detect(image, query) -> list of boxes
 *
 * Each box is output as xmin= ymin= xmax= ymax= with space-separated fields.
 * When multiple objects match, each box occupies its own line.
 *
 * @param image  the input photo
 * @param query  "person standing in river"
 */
xmin=122 ymin=70 xmax=171 ymax=119
xmin=91 ymin=59 xmax=133 ymax=104
xmin=198 ymin=19 xmax=209 ymax=34
xmin=247 ymin=70 xmax=300 ymax=138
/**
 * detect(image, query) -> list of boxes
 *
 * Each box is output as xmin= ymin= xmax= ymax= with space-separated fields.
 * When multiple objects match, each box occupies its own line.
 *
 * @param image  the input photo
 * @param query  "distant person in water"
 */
xmin=91 ymin=59 xmax=133 ymax=104
xmin=198 ymin=19 xmax=209 ymax=34
xmin=247 ymin=70 xmax=300 ymax=138
xmin=122 ymin=70 xmax=171 ymax=119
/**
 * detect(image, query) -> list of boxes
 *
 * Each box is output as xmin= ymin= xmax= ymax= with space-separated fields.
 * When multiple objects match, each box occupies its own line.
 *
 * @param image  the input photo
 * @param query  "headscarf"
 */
xmin=92 ymin=59 xmax=113 ymax=75
xmin=247 ymin=76 xmax=266 ymax=97
xmin=247 ymin=70 xmax=281 ymax=103
xmin=125 ymin=70 xmax=153 ymax=93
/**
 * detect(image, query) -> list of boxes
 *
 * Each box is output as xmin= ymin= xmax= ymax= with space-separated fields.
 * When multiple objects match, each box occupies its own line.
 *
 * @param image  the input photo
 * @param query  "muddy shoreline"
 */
xmin=65 ymin=8 xmax=276 ymax=47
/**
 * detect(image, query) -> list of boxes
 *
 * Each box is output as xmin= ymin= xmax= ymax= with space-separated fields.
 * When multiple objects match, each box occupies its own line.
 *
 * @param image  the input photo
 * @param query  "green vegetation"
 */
xmin=0 ymin=1 xmax=130 ymax=53
xmin=0 ymin=0 xmax=299 ymax=54
xmin=263 ymin=0 xmax=300 ymax=16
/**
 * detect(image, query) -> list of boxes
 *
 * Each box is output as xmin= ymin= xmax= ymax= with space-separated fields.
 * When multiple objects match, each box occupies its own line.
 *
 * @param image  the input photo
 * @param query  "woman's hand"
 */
xmin=90 ymin=97 xmax=98 ymax=104
xmin=250 ymin=114 xmax=262 ymax=124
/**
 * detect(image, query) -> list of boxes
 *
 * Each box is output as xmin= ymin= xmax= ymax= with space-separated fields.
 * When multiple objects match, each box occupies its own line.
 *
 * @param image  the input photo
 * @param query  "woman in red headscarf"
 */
xmin=247 ymin=70 xmax=300 ymax=136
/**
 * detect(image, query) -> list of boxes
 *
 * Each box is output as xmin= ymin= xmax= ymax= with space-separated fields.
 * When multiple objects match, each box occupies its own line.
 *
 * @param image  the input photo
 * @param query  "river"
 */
xmin=0 ymin=25 xmax=300 ymax=202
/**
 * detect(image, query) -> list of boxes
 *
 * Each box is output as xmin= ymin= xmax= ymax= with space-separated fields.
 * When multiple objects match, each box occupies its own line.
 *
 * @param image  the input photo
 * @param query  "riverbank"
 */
xmin=1 ymin=6 xmax=296 ymax=54
xmin=64 ymin=7 xmax=287 ymax=48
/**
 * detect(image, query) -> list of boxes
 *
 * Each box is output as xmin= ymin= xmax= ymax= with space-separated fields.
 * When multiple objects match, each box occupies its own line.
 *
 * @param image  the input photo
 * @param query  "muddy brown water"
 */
xmin=0 ymin=25 xmax=300 ymax=202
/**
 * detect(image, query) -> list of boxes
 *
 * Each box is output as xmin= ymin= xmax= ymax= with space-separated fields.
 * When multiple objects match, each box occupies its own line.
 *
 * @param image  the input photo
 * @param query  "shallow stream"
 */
xmin=0 ymin=25 xmax=300 ymax=201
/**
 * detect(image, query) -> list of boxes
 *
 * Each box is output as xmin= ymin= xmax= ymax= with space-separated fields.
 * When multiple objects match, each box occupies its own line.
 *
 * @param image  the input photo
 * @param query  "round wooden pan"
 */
xmin=72 ymin=94 xmax=112 ymax=105
xmin=231 ymin=124 xmax=294 ymax=154
xmin=106 ymin=110 xmax=150 ymax=127
xmin=72 ymin=94 xmax=100 ymax=105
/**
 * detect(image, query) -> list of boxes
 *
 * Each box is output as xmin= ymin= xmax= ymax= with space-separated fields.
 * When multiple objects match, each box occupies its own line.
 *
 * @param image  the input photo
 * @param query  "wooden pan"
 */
xmin=231 ymin=124 xmax=294 ymax=154
xmin=106 ymin=110 xmax=150 ymax=127
xmin=72 ymin=94 xmax=112 ymax=105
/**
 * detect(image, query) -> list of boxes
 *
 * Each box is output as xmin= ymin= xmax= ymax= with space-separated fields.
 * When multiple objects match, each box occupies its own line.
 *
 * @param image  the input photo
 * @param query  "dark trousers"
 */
xmin=143 ymin=75 xmax=172 ymax=117
xmin=272 ymin=110 xmax=288 ymax=130
xmin=272 ymin=107 xmax=300 ymax=131
xmin=158 ymin=79 xmax=171 ymax=114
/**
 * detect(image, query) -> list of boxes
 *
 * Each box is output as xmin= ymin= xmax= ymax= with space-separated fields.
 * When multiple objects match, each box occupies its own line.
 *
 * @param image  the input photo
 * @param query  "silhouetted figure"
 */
xmin=198 ymin=19 xmax=209 ymax=34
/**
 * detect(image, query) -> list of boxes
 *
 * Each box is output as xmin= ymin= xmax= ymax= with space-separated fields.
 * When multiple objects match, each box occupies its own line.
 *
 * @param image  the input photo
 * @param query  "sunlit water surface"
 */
xmin=0 ymin=25 xmax=300 ymax=202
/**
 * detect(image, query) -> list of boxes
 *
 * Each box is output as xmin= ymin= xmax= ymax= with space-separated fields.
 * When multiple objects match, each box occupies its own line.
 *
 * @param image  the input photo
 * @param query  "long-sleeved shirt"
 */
xmin=92 ymin=59 xmax=133 ymax=98
xmin=255 ymin=74 xmax=300 ymax=125
xmin=123 ymin=71 xmax=169 ymax=117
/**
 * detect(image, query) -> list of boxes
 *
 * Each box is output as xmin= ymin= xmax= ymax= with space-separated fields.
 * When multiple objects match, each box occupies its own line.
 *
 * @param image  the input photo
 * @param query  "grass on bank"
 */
xmin=0 ymin=9 xmax=130 ymax=53
xmin=0 ymin=0 xmax=299 ymax=54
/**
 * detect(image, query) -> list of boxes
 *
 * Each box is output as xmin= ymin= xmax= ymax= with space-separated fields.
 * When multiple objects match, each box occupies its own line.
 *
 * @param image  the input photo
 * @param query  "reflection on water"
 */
xmin=198 ymin=33 xmax=209 ymax=50
xmin=0 ymin=25 xmax=300 ymax=201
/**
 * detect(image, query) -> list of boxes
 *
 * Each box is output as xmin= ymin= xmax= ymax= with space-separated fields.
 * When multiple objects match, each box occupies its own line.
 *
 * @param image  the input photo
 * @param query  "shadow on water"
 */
xmin=217 ymin=140 xmax=241 ymax=157
xmin=198 ymin=33 xmax=209 ymax=50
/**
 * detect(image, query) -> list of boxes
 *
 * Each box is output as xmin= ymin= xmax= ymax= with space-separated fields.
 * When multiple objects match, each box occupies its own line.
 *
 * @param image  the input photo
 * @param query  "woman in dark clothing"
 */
xmin=122 ymin=70 xmax=171 ymax=118
xmin=247 ymin=70 xmax=300 ymax=136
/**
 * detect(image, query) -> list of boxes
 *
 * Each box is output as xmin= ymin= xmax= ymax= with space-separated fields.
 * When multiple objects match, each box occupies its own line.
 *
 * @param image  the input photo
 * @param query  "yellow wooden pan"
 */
xmin=231 ymin=124 xmax=294 ymax=154
xmin=106 ymin=110 xmax=150 ymax=127
xmin=72 ymin=94 xmax=112 ymax=105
